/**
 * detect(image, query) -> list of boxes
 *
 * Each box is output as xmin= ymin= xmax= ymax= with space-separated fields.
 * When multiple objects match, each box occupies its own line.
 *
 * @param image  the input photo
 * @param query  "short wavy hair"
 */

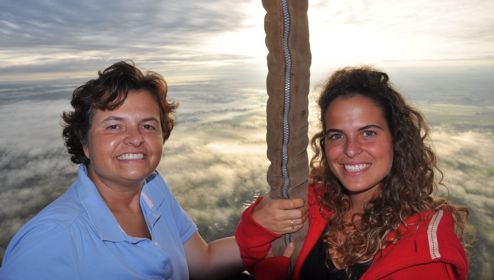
xmin=309 ymin=66 xmax=464 ymax=268
xmin=62 ymin=60 xmax=178 ymax=165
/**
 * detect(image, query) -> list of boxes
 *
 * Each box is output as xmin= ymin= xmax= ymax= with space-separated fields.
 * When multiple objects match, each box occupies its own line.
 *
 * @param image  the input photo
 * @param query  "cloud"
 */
xmin=158 ymin=125 xmax=269 ymax=239
xmin=0 ymin=10 xmax=494 ymax=274
xmin=2 ymin=0 xmax=493 ymax=83
xmin=0 ymin=99 xmax=70 ymax=149
xmin=0 ymin=0 xmax=259 ymax=81
xmin=0 ymin=145 xmax=75 ymax=251
xmin=311 ymin=0 xmax=494 ymax=37
xmin=0 ymin=0 xmax=245 ymax=48
xmin=432 ymin=129 xmax=494 ymax=206
xmin=308 ymin=0 xmax=494 ymax=67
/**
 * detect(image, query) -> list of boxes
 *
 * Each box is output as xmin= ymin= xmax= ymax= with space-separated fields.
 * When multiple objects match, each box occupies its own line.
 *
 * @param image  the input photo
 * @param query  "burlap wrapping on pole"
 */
xmin=262 ymin=0 xmax=311 ymax=265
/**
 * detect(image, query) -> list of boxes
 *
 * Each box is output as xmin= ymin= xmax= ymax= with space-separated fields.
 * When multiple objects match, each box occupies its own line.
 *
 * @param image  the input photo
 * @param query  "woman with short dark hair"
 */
xmin=1 ymin=61 xmax=244 ymax=280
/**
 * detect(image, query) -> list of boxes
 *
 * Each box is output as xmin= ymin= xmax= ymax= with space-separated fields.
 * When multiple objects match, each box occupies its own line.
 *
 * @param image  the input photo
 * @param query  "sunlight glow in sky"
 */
xmin=308 ymin=0 xmax=494 ymax=70
xmin=202 ymin=0 xmax=494 ymax=68
xmin=0 ymin=0 xmax=492 ymax=82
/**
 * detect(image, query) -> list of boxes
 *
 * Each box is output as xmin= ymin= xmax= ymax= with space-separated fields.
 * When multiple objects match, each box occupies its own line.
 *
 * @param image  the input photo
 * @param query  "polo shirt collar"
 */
xmin=75 ymin=165 xmax=140 ymax=242
xmin=140 ymin=172 xmax=165 ymax=228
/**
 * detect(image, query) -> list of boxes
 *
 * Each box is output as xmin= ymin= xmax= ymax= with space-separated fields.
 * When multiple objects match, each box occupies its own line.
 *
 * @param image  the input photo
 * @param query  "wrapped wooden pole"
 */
xmin=262 ymin=0 xmax=311 ymax=265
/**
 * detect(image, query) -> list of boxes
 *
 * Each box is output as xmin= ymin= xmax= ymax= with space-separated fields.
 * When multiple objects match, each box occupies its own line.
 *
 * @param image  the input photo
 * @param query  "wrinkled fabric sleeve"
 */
xmin=235 ymin=196 xmax=282 ymax=273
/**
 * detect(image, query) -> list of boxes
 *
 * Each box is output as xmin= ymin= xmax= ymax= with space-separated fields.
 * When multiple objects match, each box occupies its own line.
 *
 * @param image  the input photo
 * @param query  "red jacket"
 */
xmin=235 ymin=185 xmax=468 ymax=280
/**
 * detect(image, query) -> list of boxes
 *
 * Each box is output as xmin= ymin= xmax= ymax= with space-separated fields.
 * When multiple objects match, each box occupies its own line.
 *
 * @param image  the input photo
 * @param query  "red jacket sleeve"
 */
xmin=235 ymin=196 xmax=282 ymax=273
xmin=253 ymin=256 xmax=291 ymax=280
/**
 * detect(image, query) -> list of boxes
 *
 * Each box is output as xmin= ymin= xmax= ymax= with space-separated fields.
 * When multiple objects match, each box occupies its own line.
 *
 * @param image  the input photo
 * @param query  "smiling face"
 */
xmin=324 ymin=95 xmax=393 ymax=202
xmin=83 ymin=90 xmax=164 ymax=191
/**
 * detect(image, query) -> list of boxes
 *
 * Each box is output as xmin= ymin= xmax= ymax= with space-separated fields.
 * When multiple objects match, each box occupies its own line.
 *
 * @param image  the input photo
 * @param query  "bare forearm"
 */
xmin=204 ymin=237 xmax=243 ymax=278
xmin=186 ymin=234 xmax=244 ymax=280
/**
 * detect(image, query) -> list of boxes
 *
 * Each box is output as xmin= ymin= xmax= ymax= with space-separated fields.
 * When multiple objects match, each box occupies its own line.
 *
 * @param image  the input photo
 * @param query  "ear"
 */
xmin=83 ymin=142 xmax=90 ymax=159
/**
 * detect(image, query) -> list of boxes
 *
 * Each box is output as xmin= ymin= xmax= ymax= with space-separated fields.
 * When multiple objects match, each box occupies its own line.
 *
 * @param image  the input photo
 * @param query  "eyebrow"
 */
xmin=101 ymin=116 xmax=124 ymax=123
xmin=324 ymin=128 xmax=342 ymax=135
xmin=358 ymin=124 xmax=384 ymax=131
xmin=101 ymin=116 xmax=160 ymax=123
xmin=140 ymin=117 xmax=160 ymax=123
xmin=324 ymin=124 xmax=384 ymax=135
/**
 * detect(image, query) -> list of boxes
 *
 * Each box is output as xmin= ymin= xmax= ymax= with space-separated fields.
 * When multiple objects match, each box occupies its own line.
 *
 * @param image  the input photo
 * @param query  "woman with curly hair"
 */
xmin=235 ymin=66 xmax=468 ymax=279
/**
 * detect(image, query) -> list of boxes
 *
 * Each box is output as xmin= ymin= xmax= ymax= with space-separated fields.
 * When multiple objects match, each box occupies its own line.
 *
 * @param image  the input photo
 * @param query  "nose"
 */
xmin=125 ymin=126 xmax=144 ymax=146
xmin=344 ymin=137 xmax=362 ymax=158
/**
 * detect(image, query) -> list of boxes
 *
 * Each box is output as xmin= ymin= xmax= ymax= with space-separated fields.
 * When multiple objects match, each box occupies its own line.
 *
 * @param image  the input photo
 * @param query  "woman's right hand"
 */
xmin=251 ymin=196 xmax=308 ymax=235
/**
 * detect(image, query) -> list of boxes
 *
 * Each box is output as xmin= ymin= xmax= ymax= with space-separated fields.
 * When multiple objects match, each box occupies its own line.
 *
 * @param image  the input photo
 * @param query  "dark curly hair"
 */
xmin=309 ymin=66 xmax=467 ymax=268
xmin=62 ymin=60 xmax=178 ymax=165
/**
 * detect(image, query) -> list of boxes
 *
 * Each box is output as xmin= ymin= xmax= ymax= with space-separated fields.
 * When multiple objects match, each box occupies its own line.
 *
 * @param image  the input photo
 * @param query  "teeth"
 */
xmin=344 ymin=164 xmax=370 ymax=172
xmin=118 ymin=153 xmax=144 ymax=160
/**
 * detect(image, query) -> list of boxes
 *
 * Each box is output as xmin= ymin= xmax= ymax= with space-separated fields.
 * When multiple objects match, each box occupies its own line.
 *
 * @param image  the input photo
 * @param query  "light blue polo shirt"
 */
xmin=0 ymin=165 xmax=197 ymax=280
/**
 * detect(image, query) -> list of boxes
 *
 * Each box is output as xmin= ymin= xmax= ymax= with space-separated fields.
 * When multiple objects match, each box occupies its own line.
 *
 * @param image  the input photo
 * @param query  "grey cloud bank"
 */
xmin=0 ymin=0 xmax=258 ymax=83
xmin=1 ymin=0 xmax=493 ymax=83
xmin=0 ymin=0 xmax=243 ymax=48
xmin=1 ymin=66 xmax=493 ymax=279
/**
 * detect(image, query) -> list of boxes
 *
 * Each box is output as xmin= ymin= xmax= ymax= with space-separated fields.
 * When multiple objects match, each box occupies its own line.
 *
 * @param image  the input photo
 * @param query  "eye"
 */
xmin=142 ymin=123 xmax=156 ymax=130
xmin=142 ymin=120 xmax=162 ymax=132
xmin=106 ymin=124 xmax=120 ymax=130
xmin=362 ymin=130 xmax=377 ymax=137
xmin=326 ymin=132 xmax=343 ymax=142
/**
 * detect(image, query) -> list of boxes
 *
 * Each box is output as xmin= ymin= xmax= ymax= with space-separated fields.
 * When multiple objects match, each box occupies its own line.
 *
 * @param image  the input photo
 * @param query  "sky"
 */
xmin=0 ymin=0 xmax=493 ymax=84
xmin=0 ymin=0 xmax=493 ymax=278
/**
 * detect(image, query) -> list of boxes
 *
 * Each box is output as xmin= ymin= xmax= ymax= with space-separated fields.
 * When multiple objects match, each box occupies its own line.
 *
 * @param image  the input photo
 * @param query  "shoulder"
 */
xmin=419 ymin=209 xmax=467 ymax=275
xmin=2 ymin=183 xmax=89 ymax=265
xmin=144 ymin=172 xmax=188 ymax=217
xmin=401 ymin=209 xmax=460 ymax=249
xmin=40 ymin=185 xmax=86 ymax=221
xmin=17 ymin=183 xmax=89 ymax=236
xmin=144 ymin=171 xmax=175 ymax=200
xmin=1 ymin=216 xmax=79 ymax=279
xmin=4 ymin=218 xmax=72 ymax=254
xmin=144 ymin=172 xmax=197 ymax=241
xmin=400 ymin=209 xmax=465 ymax=259
xmin=365 ymin=209 xmax=467 ymax=279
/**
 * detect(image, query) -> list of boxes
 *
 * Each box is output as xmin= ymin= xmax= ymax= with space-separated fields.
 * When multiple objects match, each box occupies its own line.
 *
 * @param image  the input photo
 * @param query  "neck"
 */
xmin=95 ymin=183 xmax=151 ymax=239
xmin=97 ymin=185 xmax=143 ymax=214
xmin=86 ymin=167 xmax=144 ymax=213
xmin=348 ymin=187 xmax=380 ymax=214
xmin=349 ymin=194 xmax=368 ymax=214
